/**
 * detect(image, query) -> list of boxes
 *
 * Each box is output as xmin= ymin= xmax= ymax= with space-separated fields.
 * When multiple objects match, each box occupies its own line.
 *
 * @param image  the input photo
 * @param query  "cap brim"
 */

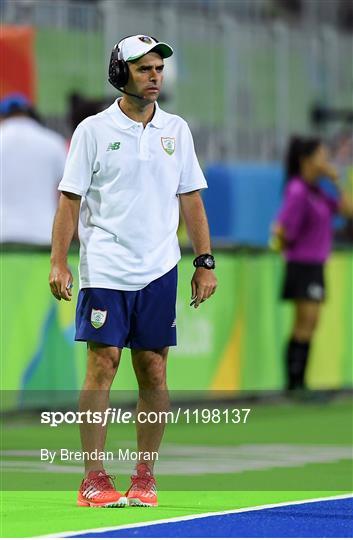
xmin=127 ymin=42 xmax=173 ymax=62
xmin=150 ymin=43 xmax=173 ymax=58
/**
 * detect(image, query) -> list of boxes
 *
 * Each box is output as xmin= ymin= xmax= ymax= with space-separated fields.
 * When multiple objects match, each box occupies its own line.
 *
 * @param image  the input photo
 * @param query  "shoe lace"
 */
xmin=88 ymin=473 xmax=116 ymax=492
xmin=131 ymin=473 xmax=156 ymax=491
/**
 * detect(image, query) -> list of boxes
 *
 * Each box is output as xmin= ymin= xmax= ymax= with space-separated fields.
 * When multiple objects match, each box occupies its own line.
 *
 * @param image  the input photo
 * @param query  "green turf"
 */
xmin=1 ymin=398 xmax=352 ymax=537
xmin=2 ymin=490 xmax=349 ymax=538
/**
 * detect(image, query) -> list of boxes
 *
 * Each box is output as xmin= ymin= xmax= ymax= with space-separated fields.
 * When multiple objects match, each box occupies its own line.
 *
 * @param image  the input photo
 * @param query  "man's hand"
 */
xmin=190 ymin=267 xmax=217 ymax=309
xmin=49 ymin=263 xmax=74 ymax=301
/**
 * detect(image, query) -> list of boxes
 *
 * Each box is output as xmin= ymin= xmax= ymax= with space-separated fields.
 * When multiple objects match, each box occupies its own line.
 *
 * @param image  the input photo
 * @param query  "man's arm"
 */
xmin=49 ymin=192 xmax=81 ymax=301
xmin=179 ymin=190 xmax=217 ymax=309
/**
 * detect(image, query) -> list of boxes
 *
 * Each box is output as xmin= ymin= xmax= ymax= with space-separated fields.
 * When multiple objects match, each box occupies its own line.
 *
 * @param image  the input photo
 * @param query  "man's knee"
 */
xmin=139 ymin=363 xmax=167 ymax=389
xmin=86 ymin=344 xmax=120 ymax=388
xmin=133 ymin=348 xmax=168 ymax=389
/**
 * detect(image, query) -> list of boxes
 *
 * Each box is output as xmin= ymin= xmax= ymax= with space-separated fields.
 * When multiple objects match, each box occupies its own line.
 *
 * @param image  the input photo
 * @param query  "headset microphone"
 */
xmin=117 ymin=87 xmax=146 ymax=101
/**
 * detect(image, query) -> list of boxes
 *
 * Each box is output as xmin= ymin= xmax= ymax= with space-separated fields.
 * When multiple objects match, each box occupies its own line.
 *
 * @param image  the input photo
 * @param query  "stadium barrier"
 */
xmin=203 ymin=163 xmax=283 ymax=246
xmin=1 ymin=250 xmax=352 ymax=410
xmin=203 ymin=163 xmax=351 ymax=247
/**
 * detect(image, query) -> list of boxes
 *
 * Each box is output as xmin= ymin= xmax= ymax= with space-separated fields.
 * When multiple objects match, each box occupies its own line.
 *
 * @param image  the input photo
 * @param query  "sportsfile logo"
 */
xmin=40 ymin=407 xmax=251 ymax=427
xmin=106 ymin=141 xmax=121 ymax=151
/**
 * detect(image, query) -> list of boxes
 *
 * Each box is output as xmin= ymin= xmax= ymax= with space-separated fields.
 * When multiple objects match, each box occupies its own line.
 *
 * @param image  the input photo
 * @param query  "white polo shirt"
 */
xmin=59 ymin=99 xmax=207 ymax=290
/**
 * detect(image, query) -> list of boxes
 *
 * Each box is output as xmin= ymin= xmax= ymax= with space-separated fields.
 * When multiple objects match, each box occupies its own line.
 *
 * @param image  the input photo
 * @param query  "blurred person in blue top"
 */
xmin=272 ymin=136 xmax=353 ymax=392
xmin=0 ymin=93 xmax=67 ymax=245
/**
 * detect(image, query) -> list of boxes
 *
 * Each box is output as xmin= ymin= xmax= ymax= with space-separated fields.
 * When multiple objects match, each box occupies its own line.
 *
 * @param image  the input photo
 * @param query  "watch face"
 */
xmin=205 ymin=256 xmax=214 ymax=268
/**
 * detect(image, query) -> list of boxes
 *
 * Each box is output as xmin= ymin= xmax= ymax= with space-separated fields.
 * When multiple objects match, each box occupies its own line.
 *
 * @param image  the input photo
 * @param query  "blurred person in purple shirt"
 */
xmin=273 ymin=136 xmax=353 ymax=392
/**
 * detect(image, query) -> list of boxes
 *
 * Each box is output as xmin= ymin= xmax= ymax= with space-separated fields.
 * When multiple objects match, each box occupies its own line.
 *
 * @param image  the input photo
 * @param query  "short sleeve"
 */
xmin=277 ymin=181 xmax=308 ymax=243
xmin=177 ymin=123 xmax=207 ymax=194
xmin=58 ymin=122 xmax=96 ymax=197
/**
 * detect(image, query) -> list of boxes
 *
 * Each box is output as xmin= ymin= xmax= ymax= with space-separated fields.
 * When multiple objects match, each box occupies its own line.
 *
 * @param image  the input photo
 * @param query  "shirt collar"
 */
xmin=107 ymin=99 xmax=165 ymax=129
xmin=149 ymin=102 xmax=165 ymax=129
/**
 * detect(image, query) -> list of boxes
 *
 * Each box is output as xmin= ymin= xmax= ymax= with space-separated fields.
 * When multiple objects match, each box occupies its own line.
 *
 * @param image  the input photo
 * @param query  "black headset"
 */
xmin=108 ymin=35 xmax=160 ymax=90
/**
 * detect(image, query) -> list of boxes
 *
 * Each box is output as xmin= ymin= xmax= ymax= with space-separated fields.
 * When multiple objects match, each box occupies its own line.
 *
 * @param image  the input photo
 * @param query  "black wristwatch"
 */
xmin=193 ymin=253 xmax=215 ymax=270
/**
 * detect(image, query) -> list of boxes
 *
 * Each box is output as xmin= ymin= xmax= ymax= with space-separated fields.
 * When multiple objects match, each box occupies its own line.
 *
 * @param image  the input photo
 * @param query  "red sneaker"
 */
xmin=125 ymin=463 xmax=158 ymax=507
xmin=77 ymin=470 xmax=127 ymax=507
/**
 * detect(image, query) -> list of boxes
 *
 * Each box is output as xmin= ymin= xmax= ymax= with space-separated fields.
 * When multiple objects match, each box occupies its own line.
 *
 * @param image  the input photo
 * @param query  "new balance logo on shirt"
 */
xmin=107 ymin=142 xmax=121 ymax=151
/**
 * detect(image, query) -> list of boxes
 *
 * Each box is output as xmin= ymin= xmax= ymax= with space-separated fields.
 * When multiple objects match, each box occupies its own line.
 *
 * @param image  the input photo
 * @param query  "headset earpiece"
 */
xmin=108 ymin=44 xmax=129 ymax=89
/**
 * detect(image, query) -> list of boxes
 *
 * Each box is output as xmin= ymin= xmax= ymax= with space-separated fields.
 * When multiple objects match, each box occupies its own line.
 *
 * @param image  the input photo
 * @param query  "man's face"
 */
xmin=126 ymin=52 xmax=164 ymax=102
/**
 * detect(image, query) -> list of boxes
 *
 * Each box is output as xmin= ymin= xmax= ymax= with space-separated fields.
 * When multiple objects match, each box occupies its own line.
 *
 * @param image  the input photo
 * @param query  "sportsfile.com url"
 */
xmin=41 ymin=408 xmax=251 ymax=427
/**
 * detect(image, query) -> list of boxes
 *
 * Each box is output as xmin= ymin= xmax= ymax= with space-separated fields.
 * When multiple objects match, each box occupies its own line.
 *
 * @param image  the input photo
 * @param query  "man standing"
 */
xmin=49 ymin=35 xmax=217 ymax=508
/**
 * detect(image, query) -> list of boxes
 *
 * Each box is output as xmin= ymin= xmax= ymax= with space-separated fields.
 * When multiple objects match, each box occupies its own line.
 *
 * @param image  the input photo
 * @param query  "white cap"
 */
xmin=118 ymin=35 xmax=173 ymax=62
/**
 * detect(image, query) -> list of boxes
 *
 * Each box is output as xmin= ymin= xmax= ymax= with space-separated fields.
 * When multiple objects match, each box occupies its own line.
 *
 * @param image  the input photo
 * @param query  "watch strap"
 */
xmin=193 ymin=253 xmax=216 ymax=269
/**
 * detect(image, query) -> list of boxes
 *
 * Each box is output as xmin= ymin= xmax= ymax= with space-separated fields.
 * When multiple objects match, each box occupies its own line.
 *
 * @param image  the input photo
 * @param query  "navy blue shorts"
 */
xmin=75 ymin=266 xmax=177 ymax=349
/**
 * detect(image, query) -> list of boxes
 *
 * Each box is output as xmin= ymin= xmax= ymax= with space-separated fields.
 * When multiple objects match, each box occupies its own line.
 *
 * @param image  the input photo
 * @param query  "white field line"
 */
xmin=37 ymin=493 xmax=353 ymax=538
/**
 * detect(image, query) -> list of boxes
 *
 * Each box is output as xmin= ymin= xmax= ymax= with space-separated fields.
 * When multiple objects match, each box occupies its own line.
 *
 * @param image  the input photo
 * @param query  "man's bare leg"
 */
xmin=131 ymin=347 xmax=169 ymax=471
xmin=79 ymin=342 xmax=121 ymax=475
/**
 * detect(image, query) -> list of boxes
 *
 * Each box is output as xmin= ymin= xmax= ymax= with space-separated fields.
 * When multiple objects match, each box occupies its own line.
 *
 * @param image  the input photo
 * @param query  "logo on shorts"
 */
xmin=171 ymin=318 xmax=176 ymax=328
xmin=307 ymin=283 xmax=323 ymax=301
xmin=161 ymin=137 xmax=175 ymax=156
xmin=91 ymin=309 xmax=107 ymax=329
